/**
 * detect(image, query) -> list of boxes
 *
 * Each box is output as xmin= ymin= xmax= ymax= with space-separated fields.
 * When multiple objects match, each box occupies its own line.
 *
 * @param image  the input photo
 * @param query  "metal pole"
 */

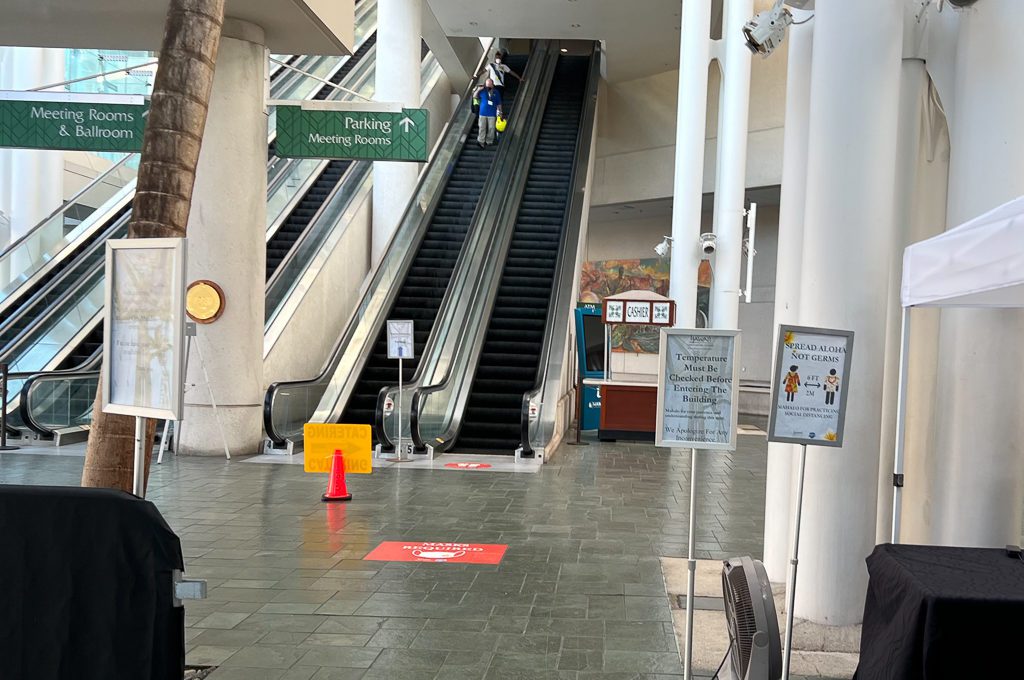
xmin=0 ymin=363 xmax=20 ymax=451
xmin=567 ymin=359 xmax=589 ymax=447
xmin=782 ymin=443 xmax=809 ymax=680
xmin=157 ymin=418 xmax=171 ymax=464
xmin=397 ymin=356 xmax=404 ymax=460
xmin=683 ymin=447 xmax=698 ymax=680
xmin=194 ymin=335 xmax=231 ymax=460
xmin=268 ymin=57 xmax=375 ymax=103
xmin=743 ymin=202 xmax=757 ymax=302
xmin=890 ymin=307 xmax=911 ymax=543
xmin=132 ymin=415 xmax=146 ymax=497
xmin=28 ymin=60 xmax=159 ymax=92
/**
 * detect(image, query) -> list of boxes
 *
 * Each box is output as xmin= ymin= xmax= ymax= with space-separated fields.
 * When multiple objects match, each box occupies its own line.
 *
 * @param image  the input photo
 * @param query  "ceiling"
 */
xmin=427 ymin=0 xmax=685 ymax=82
xmin=0 ymin=0 xmax=354 ymax=54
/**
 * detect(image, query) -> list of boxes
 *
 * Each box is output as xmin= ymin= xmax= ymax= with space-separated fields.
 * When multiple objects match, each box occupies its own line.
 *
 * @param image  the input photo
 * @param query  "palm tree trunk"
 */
xmin=81 ymin=0 xmax=226 ymax=493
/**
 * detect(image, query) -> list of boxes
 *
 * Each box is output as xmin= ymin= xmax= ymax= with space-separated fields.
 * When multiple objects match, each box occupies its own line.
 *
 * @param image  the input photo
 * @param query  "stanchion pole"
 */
xmin=0 ymin=363 xmax=20 ymax=451
xmin=567 ymin=362 xmax=589 ymax=447
xmin=782 ymin=443 xmax=809 ymax=680
xmin=683 ymin=446 xmax=698 ymax=680
xmin=132 ymin=415 xmax=146 ymax=497
xmin=397 ymin=356 xmax=404 ymax=460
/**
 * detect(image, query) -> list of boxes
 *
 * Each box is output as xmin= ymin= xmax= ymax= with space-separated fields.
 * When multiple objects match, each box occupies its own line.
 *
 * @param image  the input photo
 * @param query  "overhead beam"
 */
xmin=421 ymin=2 xmax=479 ymax=93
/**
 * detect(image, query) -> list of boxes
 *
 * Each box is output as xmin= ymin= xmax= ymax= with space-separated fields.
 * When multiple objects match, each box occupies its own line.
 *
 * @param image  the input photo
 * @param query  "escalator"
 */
xmin=452 ymin=54 xmax=592 ymax=454
xmin=338 ymin=55 xmax=527 ymax=427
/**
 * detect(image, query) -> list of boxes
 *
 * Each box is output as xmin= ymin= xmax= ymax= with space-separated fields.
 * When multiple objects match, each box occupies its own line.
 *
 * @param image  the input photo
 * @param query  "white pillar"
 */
xmin=0 ymin=48 xmax=13 ymax=244
xmin=875 ymin=59 xmax=928 ymax=542
xmin=9 ymin=48 xmax=65 ymax=240
xmin=372 ymin=0 xmax=421 ymax=264
xmin=179 ymin=20 xmax=267 ymax=456
xmin=709 ymin=0 xmax=752 ymax=330
xmin=762 ymin=10 xmax=813 ymax=584
xmin=795 ymin=0 xmax=903 ymax=625
xmin=668 ymin=0 xmax=711 ymax=326
xmin=929 ymin=0 xmax=1024 ymax=547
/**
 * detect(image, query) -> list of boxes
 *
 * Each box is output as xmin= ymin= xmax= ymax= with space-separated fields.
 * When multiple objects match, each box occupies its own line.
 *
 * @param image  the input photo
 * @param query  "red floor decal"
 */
xmin=443 ymin=462 xmax=492 ymax=470
xmin=363 ymin=541 xmax=507 ymax=564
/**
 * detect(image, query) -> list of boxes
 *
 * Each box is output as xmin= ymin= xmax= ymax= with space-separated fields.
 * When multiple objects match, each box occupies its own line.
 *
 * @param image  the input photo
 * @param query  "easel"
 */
xmin=157 ymin=321 xmax=230 ymax=463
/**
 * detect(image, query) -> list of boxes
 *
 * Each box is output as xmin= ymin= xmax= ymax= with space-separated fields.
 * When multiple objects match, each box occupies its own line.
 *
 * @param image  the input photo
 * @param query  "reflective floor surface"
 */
xmin=1 ymin=432 xmax=839 ymax=679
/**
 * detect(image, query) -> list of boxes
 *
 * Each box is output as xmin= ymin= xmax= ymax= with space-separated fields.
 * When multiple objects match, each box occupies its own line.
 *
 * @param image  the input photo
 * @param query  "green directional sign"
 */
xmin=0 ymin=93 xmax=146 ymax=152
xmin=275 ymin=106 xmax=429 ymax=162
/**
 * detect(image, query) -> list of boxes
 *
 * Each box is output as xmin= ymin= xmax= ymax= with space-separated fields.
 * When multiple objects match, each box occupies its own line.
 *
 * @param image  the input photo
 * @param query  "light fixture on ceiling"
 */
xmin=560 ymin=48 xmax=568 ymax=53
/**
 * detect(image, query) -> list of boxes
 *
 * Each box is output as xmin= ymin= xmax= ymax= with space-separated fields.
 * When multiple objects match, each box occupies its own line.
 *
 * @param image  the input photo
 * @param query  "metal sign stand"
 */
xmin=683 ymin=446 xmax=698 ymax=680
xmin=397 ymin=351 xmax=405 ymax=461
xmin=781 ymin=443 xmax=808 ymax=680
xmin=157 ymin=323 xmax=230 ymax=463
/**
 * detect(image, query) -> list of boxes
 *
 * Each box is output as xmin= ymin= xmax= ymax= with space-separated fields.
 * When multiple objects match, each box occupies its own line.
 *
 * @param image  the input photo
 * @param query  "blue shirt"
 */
xmin=478 ymin=88 xmax=502 ymax=117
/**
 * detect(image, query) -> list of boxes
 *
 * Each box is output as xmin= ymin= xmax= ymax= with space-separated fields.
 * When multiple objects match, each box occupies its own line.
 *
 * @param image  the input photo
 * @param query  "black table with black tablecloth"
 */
xmin=0 ymin=485 xmax=185 ymax=680
xmin=854 ymin=543 xmax=1024 ymax=680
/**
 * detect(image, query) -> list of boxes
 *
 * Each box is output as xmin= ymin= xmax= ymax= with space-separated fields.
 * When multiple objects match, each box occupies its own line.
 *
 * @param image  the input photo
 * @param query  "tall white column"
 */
xmin=0 ymin=48 xmax=13 ymax=244
xmin=795 ymin=0 xmax=903 ymax=625
xmin=929 ymin=0 xmax=1024 ymax=547
xmin=762 ymin=11 xmax=813 ymax=584
xmin=668 ymin=0 xmax=711 ymax=326
xmin=179 ymin=20 xmax=267 ymax=456
xmin=875 ymin=59 xmax=928 ymax=542
xmin=9 ymin=48 xmax=65 ymax=240
xmin=372 ymin=0 xmax=421 ymax=264
xmin=709 ymin=0 xmax=752 ymax=330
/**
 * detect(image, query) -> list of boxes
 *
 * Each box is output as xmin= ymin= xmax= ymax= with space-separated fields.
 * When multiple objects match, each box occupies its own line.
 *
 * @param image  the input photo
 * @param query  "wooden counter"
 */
xmin=584 ymin=378 xmax=657 ymax=442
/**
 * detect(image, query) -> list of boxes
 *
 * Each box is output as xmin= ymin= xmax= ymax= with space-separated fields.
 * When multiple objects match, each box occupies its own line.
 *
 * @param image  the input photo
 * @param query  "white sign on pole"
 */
xmin=656 ymin=329 xmax=740 ymax=450
xmin=386 ymin=320 xmax=415 ymax=360
xmin=768 ymin=325 xmax=855 ymax=447
xmin=103 ymin=238 xmax=186 ymax=421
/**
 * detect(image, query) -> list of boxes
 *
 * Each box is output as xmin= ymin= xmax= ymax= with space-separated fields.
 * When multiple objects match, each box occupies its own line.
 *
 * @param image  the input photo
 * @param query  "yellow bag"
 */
xmin=495 ymin=116 xmax=508 ymax=133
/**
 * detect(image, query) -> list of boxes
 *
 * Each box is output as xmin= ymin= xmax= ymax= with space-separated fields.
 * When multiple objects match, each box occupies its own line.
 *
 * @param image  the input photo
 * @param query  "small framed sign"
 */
xmin=103 ymin=238 xmax=187 ymax=420
xmin=656 ymin=328 xmax=740 ymax=450
xmin=768 ymin=325 xmax=854 ymax=447
xmin=386 ymin=320 xmax=415 ymax=360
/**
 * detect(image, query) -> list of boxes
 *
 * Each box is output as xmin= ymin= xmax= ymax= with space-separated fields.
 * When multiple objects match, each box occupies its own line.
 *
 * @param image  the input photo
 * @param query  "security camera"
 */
xmin=654 ymin=236 xmax=673 ymax=258
xmin=699 ymin=233 xmax=717 ymax=255
xmin=743 ymin=0 xmax=793 ymax=57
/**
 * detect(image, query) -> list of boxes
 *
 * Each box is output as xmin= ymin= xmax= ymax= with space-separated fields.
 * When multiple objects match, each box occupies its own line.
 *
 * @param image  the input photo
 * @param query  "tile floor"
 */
xmin=0 ymin=432 xmax=840 ymax=679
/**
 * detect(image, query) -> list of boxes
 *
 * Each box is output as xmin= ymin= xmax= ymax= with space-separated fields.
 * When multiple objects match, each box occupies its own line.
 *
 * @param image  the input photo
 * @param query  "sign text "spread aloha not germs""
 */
xmin=0 ymin=92 xmax=146 ymax=152
xmin=275 ymin=106 xmax=429 ymax=162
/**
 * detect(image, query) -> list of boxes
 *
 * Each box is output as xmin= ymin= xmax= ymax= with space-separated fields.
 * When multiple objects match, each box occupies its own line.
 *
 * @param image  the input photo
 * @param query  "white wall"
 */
xmin=592 ymin=42 xmax=788 ymax=206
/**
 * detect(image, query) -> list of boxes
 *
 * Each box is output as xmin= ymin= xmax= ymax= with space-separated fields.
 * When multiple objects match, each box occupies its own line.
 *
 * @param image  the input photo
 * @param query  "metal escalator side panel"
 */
xmin=520 ymin=46 xmax=603 ymax=457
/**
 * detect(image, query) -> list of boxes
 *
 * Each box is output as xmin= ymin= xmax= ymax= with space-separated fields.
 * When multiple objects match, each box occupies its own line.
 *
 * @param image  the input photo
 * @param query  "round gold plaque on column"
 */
xmin=185 ymin=280 xmax=225 ymax=324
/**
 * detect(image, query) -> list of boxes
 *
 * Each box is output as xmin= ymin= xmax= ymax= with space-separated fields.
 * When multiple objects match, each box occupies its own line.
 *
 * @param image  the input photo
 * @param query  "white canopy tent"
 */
xmin=891 ymin=195 xmax=1024 ymax=541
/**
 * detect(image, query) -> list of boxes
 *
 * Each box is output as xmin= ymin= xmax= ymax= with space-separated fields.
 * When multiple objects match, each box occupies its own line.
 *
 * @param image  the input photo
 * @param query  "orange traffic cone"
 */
xmin=322 ymin=449 xmax=352 ymax=502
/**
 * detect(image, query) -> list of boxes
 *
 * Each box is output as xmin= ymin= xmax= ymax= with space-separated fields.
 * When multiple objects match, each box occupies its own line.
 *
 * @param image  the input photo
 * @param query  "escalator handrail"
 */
xmin=0 ymin=211 xmax=128 ymax=357
xmin=18 ymin=367 xmax=100 ymax=437
xmin=398 ymin=47 xmax=561 ymax=453
xmin=519 ymin=45 xmax=603 ymax=456
xmin=0 ymin=152 xmax=135 ymax=261
xmin=263 ymin=38 xmax=497 ymax=445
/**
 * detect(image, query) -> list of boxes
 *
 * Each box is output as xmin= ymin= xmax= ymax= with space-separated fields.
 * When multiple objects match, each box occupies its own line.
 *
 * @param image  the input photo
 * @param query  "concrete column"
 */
xmin=372 ymin=0 xmax=421 ymax=264
xmin=795 ymin=0 xmax=903 ymax=625
xmin=179 ymin=20 xmax=267 ymax=456
xmin=9 ymin=48 xmax=65 ymax=240
xmin=668 ymin=0 xmax=711 ymax=326
xmin=875 ymin=59 xmax=928 ymax=542
xmin=929 ymin=0 xmax=1024 ymax=547
xmin=709 ymin=0 xmax=752 ymax=330
xmin=0 ymin=48 xmax=13 ymax=244
xmin=762 ymin=10 xmax=813 ymax=584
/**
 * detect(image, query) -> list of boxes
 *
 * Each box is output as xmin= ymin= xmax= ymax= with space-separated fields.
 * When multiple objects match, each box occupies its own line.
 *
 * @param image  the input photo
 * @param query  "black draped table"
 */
xmin=0 ymin=485 xmax=185 ymax=680
xmin=854 ymin=543 xmax=1024 ymax=680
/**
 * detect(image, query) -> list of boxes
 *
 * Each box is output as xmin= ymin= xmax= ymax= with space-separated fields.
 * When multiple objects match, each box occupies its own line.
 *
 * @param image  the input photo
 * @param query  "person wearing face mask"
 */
xmin=474 ymin=79 xmax=503 ymax=148
xmin=485 ymin=49 xmax=522 ymax=102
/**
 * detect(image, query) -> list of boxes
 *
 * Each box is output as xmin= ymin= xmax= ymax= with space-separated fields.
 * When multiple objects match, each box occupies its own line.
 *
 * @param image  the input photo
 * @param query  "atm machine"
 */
xmin=573 ymin=305 xmax=605 ymax=430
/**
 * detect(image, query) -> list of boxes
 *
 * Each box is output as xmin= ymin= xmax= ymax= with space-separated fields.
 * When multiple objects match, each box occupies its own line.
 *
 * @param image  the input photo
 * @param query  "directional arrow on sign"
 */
xmin=399 ymin=116 xmax=415 ymax=132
